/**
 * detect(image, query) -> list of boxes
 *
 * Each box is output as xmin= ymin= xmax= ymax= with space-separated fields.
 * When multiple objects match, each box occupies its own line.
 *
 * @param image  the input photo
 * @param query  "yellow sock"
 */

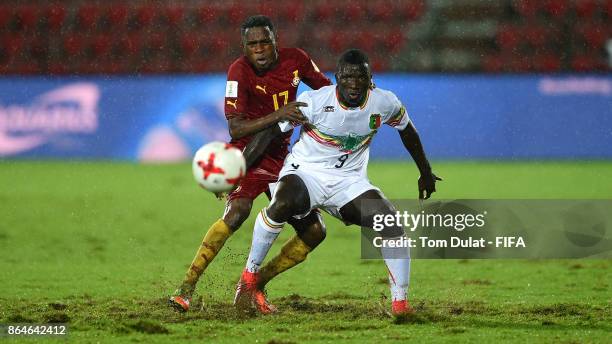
xmin=258 ymin=235 xmax=312 ymax=288
xmin=179 ymin=219 xmax=232 ymax=295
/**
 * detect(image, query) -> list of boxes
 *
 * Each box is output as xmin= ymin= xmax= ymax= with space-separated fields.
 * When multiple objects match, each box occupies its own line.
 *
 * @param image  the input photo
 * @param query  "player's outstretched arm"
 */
xmin=228 ymin=102 xmax=308 ymax=139
xmin=242 ymin=125 xmax=283 ymax=169
xmin=399 ymin=121 xmax=442 ymax=199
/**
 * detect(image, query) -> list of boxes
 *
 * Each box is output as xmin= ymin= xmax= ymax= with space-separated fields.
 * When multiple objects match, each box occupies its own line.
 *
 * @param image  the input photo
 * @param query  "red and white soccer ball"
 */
xmin=192 ymin=141 xmax=246 ymax=193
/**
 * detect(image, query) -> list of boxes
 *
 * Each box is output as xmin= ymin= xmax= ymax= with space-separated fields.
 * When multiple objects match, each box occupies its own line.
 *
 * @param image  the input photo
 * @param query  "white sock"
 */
xmin=382 ymin=239 xmax=410 ymax=301
xmin=245 ymin=209 xmax=284 ymax=273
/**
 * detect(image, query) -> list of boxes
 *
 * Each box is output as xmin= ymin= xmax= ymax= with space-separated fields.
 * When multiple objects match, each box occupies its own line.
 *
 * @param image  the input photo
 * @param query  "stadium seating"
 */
xmin=0 ymin=0 xmax=608 ymax=74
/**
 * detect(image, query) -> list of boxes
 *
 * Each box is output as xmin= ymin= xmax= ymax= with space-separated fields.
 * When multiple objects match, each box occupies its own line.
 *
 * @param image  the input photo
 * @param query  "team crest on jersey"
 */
xmin=291 ymin=70 xmax=300 ymax=87
xmin=369 ymin=114 xmax=382 ymax=129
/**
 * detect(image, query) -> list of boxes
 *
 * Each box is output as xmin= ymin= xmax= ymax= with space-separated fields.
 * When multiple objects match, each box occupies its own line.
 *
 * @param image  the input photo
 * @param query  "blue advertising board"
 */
xmin=0 ymin=75 xmax=610 ymax=161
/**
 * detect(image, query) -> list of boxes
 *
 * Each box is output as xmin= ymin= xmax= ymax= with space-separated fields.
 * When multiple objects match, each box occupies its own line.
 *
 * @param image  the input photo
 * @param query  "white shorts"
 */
xmin=269 ymin=158 xmax=380 ymax=221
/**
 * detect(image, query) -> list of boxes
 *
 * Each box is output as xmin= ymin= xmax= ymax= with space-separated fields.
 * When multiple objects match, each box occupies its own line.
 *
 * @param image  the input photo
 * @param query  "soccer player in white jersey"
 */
xmin=234 ymin=49 xmax=441 ymax=316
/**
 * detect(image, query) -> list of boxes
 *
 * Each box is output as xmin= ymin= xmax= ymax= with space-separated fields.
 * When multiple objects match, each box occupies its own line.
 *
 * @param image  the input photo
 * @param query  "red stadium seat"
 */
xmin=208 ymin=33 xmax=230 ymax=54
xmin=398 ymin=0 xmax=426 ymax=21
xmin=178 ymin=56 xmax=210 ymax=73
xmin=482 ymin=54 xmax=505 ymax=72
xmin=77 ymin=5 xmax=100 ymax=31
xmin=522 ymin=24 xmax=556 ymax=47
xmin=45 ymin=4 xmax=66 ymax=32
xmin=370 ymin=54 xmax=390 ymax=72
xmin=91 ymin=34 xmax=112 ymax=57
xmin=351 ymin=28 xmax=377 ymax=54
xmin=279 ymin=2 xmax=304 ymax=23
xmin=512 ymin=0 xmax=541 ymax=18
xmin=2 ymin=35 xmax=24 ymax=57
xmin=28 ymin=37 xmax=48 ymax=60
xmin=115 ymin=33 xmax=142 ymax=57
xmin=533 ymin=53 xmax=561 ymax=72
xmin=543 ymin=0 xmax=569 ymax=18
xmin=343 ymin=2 xmax=366 ymax=21
xmin=139 ymin=56 xmax=172 ymax=74
xmin=576 ymin=24 xmax=608 ymax=49
xmin=575 ymin=0 xmax=599 ymax=19
xmin=256 ymin=2 xmax=275 ymax=19
xmin=0 ymin=5 xmax=11 ymax=29
xmin=383 ymin=28 xmax=406 ymax=53
xmin=47 ymin=61 xmax=68 ymax=75
xmin=570 ymin=53 xmax=607 ymax=71
xmin=135 ymin=5 xmax=156 ymax=29
xmin=147 ymin=32 xmax=168 ymax=54
xmin=13 ymin=61 xmax=41 ymax=75
xmin=63 ymin=34 xmax=86 ymax=56
xmin=499 ymin=51 xmax=532 ymax=72
xmin=279 ymin=30 xmax=300 ymax=47
xmin=314 ymin=2 xmax=336 ymax=21
xmin=605 ymin=0 xmax=612 ymax=17
xmin=227 ymin=3 xmax=252 ymax=25
xmin=178 ymin=32 xmax=200 ymax=57
xmin=327 ymin=30 xmax=349 ymax=54
xmin=15 ymin=5 xmax=39 ymax=31
xmin=106 ymin=5 xmax=129 ymax=31
xmin=98 ymin=59 xmax=127 ymax=74
xmin=369 ymin=0 xmax=394 ymax=21
xmin=195 ymin=5 xmax=219 ymax=26
xmin=164 ymin=6 xmax=184 ymax=27
xmin=496 ymin=25 xmax=522 ymax=51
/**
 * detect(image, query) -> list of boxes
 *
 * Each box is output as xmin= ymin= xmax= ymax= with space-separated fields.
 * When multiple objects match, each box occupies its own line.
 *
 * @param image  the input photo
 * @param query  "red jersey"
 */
xmin=224 ymin=48 xmax=331 ymax=162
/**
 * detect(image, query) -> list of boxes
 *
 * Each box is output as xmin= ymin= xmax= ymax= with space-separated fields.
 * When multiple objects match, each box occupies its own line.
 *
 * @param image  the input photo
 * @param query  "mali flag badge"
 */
xmin=369 ymin=114 xmax=381 ymax=129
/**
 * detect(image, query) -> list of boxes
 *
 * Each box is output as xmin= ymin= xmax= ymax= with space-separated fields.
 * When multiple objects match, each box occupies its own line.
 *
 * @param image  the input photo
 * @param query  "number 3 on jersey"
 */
xmin=272 ymin=90 xmax=289 ymax=110
xmin=335 ymin=154 xmax=349 ymax=168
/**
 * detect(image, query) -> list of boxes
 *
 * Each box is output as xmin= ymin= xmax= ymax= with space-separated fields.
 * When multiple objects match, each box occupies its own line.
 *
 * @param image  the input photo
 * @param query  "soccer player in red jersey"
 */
xmin=169 ymin=15 xmax=331 ymax=313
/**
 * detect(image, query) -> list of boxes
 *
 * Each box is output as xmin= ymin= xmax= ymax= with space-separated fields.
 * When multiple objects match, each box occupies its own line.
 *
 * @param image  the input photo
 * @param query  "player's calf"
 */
xmin=266 ymin=175 xmax=310 ymax=223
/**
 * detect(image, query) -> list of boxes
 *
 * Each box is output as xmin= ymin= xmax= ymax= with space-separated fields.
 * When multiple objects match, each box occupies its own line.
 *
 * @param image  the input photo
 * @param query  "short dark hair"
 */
xmin=241 ymin=15 xmax=275 ymax=38
xmin=337 ymin=49 xmax=370 ymax=70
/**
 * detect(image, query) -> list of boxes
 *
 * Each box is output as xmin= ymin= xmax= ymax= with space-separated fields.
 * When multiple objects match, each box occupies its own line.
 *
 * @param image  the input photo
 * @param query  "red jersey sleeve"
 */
xmin=294 ymin=48 xmax=332 ymax=90
xmin=224 ymin=61 xmax=249 ymax=119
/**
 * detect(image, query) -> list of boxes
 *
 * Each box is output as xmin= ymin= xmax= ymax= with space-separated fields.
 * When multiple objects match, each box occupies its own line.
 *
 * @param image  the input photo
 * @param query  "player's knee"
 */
xmin=223 ymin=201 xmax=252 ymax=231
xmin=267 ymin=198 xmax=299 ymax=222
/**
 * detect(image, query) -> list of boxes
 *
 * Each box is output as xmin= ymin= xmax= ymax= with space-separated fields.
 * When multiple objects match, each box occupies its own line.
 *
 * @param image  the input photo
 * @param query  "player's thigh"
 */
xmin=339 ymin=189 xmax=397 ymax=228
xmin=268 ymin=174 xmax=310 ymax=221
xmin=287 ymin=210 xmax=326 ymax=249
xmin=222 ymin=197 xmax=254 ymax=231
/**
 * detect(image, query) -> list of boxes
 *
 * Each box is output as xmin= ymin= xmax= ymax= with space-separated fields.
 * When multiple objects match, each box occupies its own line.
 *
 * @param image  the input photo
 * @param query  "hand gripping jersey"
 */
xmin=224 ymin=48 xmax=331 ymax=163
xmin=279 ymin=85 xmax=410 ymax=175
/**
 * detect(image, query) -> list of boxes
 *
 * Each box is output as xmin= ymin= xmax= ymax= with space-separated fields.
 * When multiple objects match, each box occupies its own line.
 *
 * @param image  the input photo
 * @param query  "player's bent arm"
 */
xmin=228 ymin=102 xmax=307 ymax=139
xmin=399 ymin=121 xmax=432 ymax=175
xmin=242 ymin=125 xmax=283 ymax=169
xmin=228 ymin=114 xmax=282 ymax=140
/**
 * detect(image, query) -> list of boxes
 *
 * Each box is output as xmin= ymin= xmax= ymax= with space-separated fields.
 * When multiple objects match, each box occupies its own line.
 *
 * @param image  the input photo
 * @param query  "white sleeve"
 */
xmin=382 ymin=91 xmax=410 ymax=131
xmin=278 ymin=91 xmax=315 ymax=133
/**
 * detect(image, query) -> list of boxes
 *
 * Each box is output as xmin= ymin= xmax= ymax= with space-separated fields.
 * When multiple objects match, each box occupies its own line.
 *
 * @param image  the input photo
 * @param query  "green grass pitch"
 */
xmin=0 ymin=161 xmax=610 ymax=343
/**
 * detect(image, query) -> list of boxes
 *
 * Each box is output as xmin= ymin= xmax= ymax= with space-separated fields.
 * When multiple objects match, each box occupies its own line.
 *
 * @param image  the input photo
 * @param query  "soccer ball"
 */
xmin=192 ymin=141 xmax=246 ymax=193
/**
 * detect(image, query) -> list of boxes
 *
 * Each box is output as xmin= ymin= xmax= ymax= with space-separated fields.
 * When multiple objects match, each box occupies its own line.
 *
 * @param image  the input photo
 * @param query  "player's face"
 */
xmin=242 ymin=26 xmax=278 ymax=73
xmin=335 ymin=63 xmax=371 ymax=107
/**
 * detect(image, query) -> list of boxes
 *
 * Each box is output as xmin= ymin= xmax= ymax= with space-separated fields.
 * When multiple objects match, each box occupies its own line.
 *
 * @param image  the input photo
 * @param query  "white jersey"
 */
xmin=279 ymin=85 xmax=410 ymax=174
